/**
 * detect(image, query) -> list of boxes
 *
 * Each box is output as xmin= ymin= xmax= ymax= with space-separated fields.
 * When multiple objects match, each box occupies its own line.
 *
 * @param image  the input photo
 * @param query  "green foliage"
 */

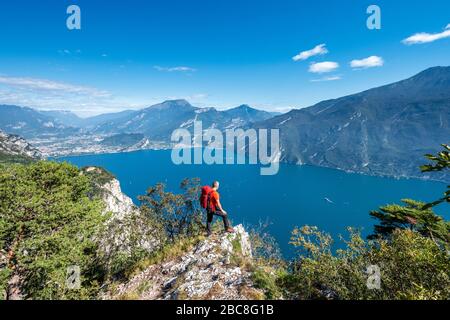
xmin=0 ymin=161 xmax=106 ymax=299
xmin=229 ymin=233 xmax=247 ymax=268
xmin=283 ymin=227 xmax=450 ymax=300
xmin=248 ymin=222 xmax=286 ymax=299
xmin=0 ymin=152 xmax=34 ymax=165
xmin=421 ymin=144 xmax=450 ymax=173
xmin=81 ymin=166 xmax=115 ymax=186
xmin=420 ymin=144 xmax=450 ymax=207
xmin=138 ymin=178 xmax=204 ymax=242
xmin=249 ymin=220 xmax=283 ymax=267
xmin=231 ymin=235 xmax=242 ymax=254
xmin=98 ymin=212 xmax=164 ymax=281
xmin=370 ymin=199 xmax=450 ymax=246
xmin=81 ymin=166 xmax=116 ymax=197
xmin=251 ymin=266 xmax=284 ymax=300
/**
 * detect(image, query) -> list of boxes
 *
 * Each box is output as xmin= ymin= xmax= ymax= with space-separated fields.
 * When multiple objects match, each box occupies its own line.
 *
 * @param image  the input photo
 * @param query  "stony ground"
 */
xmin=107 ymin=225 xmax=264 ymax=300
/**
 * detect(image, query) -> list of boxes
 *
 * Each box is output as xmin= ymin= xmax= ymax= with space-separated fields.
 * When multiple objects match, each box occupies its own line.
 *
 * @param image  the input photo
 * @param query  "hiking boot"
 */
xmin=225 ymin=227 xmax=235 ymax=233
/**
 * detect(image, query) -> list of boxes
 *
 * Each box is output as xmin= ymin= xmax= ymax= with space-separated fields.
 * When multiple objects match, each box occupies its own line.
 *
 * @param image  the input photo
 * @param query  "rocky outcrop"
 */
xmin=101 ymin=179 xmax=136 ymax=219
xmin=83 ymin=166 xmax=136 ymax=219
xmin=81 ymin=167 xmax=160 ymax=271
xmin=0 ymin=130 xmax=43 ymax=159
xmin=81 ymin=166 xmax=136 ymax=218
xmin=107 ymin=225 xmax=264 ymax=300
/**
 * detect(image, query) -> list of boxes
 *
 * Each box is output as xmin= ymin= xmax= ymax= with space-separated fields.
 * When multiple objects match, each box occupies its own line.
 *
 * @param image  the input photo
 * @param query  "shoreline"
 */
xmin=51 ymin=147 xmax=449 ymax=185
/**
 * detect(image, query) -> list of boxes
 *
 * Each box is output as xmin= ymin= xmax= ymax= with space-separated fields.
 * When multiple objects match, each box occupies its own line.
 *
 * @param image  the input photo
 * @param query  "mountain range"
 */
xmin=0 ymin=66 xmax=448 ymax=181
xmin=91 ymin=100 xmax=279 ymax=141
xmin=0 ymin=101 xmax=277 ymax=140
xmin=41 ymin=109 xmax=137 ymax=129
xmin=0 ymin=105 xmax=79 ymax=138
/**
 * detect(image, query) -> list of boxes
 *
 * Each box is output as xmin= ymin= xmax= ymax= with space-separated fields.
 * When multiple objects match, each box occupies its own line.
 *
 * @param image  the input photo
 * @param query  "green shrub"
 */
xmin=282 ymin=226 xmax=450 ymax=300
xmin=251 ymin=266 xmax=284 ymax=299
xmin=0 ymin=161 xmax=106 ymax=299
xmin=138 ymin=178 xmax=204 ymax=242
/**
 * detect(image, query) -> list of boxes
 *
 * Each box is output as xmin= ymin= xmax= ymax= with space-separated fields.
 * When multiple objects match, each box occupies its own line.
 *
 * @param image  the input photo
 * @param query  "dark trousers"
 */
xmin=206 ymin=209 xmax=230 ymax=234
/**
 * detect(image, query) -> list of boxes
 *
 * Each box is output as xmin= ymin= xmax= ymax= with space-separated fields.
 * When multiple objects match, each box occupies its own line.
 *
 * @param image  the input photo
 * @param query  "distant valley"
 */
xmin=0 ymin=100 xmax=278 ymax=157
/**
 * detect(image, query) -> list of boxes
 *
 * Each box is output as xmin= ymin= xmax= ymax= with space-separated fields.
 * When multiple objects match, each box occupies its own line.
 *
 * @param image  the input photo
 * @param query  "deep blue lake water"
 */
xmin=60 ymin=149 xmax=448 ymax=257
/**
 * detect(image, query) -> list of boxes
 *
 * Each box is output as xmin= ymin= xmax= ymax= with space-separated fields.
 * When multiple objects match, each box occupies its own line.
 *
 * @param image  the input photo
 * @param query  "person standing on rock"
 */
xmin=203 ymin=181 xmax=234 ymax=236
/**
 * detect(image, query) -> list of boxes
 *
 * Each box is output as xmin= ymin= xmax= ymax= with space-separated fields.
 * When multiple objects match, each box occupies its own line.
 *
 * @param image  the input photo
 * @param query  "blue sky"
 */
xmin=0 ymin=0 xmax=449 ymax=116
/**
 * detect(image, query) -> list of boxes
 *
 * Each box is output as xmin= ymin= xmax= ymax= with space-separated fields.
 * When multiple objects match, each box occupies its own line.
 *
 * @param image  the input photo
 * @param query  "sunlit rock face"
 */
xmin=0 ymin=130 xmax=43 ymax=159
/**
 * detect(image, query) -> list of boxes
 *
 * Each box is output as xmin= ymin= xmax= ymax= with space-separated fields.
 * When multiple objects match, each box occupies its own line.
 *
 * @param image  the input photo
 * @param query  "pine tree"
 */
xmin=369 ymin=199 xmax=449 ymax=244
xmin=420 ymin=144 xmax=450 ymax=208
xmin=0 ymin=161 xmax=106 ymax=299
xmin=369 ymin=144 xmax=450 ymax=246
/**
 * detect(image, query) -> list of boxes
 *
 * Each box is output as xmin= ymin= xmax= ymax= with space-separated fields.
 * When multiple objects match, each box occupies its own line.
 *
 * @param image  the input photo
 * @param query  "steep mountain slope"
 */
xmin=0 ymin=130 xmax=43 ymax=163
xmin=254 ymin=67 xmax=450 ymax=181
xmin=92 ymin=100 xmax=277 ymax=141
xmin=81 ymin=110 xmax=137 ymax=128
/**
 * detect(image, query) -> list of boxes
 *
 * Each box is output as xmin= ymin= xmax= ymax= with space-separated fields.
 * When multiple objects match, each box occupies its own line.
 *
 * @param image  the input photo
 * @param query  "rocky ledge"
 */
xmin=107 ymin=225 xmax=264 ymax=300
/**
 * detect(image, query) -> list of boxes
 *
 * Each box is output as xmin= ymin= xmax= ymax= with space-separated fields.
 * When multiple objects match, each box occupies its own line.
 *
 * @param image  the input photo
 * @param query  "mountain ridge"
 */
xmin=1 ymin=66 xmax=448 ymax=180
xmin=90 ymin=100 xmax=277 ymax=140
xmin=0 ymin=101 xmax=277 ymax=139
xmin=253 ymin=66 xmax=450 ymax=181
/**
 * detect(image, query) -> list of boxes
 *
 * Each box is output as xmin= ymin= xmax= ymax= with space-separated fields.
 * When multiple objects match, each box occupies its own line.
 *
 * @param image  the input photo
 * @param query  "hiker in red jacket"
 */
xmin=201 ymin=181 xmax=234 ymax=236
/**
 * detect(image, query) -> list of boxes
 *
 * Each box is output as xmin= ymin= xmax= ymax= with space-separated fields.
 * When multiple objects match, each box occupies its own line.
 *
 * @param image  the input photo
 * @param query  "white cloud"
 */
xmin=154 ymin=65 xmax=196 ymax=72
xmin=191 ymin=93 xmax=208 ymax=99
xmin=0 ymin=75 xmax=125 ymax=116
xmin=0 ymin=75 xmax=110 ymax=97
xmin=308 ymin=61 xmax=339 ymax=74
xmin=57 ymin=49 xmax=82 ymax=55
xmin=292 ymin=44 xmax=328 ymax=61
xmin=402 ymin=24 xmax=450 ymax=45
xmin=350 ymin=56 xmax=384 ymax=69
xmin=0 ymin=74 xmax=211 ymax=117
xmin=310 ymin=75 xmax=342 ymax=82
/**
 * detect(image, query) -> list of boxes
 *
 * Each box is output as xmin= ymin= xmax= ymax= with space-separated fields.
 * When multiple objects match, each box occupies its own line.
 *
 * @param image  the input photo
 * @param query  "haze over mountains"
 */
xmin=0 ymin=66 xmax=448 ymax=181
xmin=40 ymin=109 xmax=137 ymax=129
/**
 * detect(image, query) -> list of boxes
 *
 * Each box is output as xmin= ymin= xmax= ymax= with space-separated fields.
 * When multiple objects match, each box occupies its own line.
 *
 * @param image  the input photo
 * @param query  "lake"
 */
xmin=60 ymin=149 xmax=448 ymax=257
